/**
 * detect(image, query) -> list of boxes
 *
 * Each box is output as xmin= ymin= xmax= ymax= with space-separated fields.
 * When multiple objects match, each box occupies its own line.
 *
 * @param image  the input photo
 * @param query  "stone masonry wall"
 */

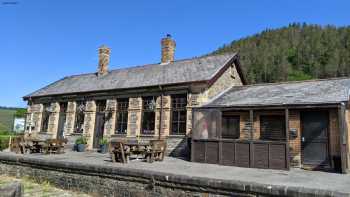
xmin=104 ymin=99 xmax=117 ymax=137
xmin=47 ymin=102 xmax=60 ymax=138
xmin=155 ymin=95 xmax=171 ymax=137
xmin=25 ymin=104 xmax=43 ymax=133
xmin=206 ymin=63 xmax=243 ymax=99
xmin=0 ymin=156 xmax=272 ymax=197
xmin=83 ymin=101 xmax=96 ymax=150
xmin=65 ymin=101 xmax=76 ymax=135
xmin=127 ymin=97 xmax=142 ymax=137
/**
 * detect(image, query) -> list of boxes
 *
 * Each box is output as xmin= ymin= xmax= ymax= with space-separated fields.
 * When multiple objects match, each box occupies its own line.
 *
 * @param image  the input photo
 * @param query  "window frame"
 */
xmin=171 ymin=94 xmax=187 ymax=135
xmin=221 ymin=115 xmax=240 ymax=139
xmin=260 ymin=115 xmax=286 ymax=141
xmin=74 ymin=101 xmax=86 ymax=134
xmin=115 ymin=98 xmax=129 ymax=134
xmin=141 ymin=96 xmax=156 ymax=135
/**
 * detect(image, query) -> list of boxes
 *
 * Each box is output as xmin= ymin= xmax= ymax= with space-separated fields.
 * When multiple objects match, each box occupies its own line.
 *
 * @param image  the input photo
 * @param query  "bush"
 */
xmin=99 ymin=138 xmax=108 ymax=145
xmin=75 ymin=136 xmax=87 ymax=145
xmin=0 ymin=136 xmax=10 ymax=151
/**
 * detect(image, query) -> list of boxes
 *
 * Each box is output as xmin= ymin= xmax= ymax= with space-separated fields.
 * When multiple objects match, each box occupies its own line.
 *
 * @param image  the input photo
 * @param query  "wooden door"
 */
xmin=301 ymin=111 xmax=330 ymax=166
xmin=94 ymin=112 xmax=105 ymax=148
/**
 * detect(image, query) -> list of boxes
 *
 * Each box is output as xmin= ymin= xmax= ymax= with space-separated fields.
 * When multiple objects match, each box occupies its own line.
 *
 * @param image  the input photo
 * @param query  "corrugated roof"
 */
xmin=204 ymin=78 xmax=350 ymax=107
xmin=25 ymin=53 xmax=240 ymax=98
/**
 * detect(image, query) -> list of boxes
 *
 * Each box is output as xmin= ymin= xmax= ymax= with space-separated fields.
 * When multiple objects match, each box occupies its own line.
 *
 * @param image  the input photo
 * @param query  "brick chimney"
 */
xmin=161 ymin=34 xmax=176 ymax=64
xmin=98 ymin=45 xmax=110 ymax=76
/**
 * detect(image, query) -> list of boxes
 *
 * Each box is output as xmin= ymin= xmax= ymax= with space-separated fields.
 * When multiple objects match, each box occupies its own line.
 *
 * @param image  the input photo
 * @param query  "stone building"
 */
xmin=23 ymin=35 xmax=246 ymax=157
xmin=191 ymin=78 xmax=350 ymax=173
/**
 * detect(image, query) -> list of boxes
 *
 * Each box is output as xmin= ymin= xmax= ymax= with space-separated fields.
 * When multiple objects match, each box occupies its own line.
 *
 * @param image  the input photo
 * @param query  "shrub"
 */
xmin=99 ymin=138 xmax=108 ymax=145
xmin=75 ymin=136 xmax=87 ymax=145
xmin=0 ymin=136 xmax=10 ymax=151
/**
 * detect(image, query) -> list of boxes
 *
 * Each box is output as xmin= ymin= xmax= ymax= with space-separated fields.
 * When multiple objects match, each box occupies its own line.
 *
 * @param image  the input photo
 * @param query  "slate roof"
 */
xmin=25 ymin=53 xmax=242 ymax=98
xmin=204 ymin=78 xmax=350 ymax=107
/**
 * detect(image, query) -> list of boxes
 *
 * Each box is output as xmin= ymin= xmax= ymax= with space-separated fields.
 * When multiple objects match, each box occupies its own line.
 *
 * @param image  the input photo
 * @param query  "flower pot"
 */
xmin=77 ymin=144 xmax=85 ymax=152
xmin=99 ymin=144 xmax=107 ymax=154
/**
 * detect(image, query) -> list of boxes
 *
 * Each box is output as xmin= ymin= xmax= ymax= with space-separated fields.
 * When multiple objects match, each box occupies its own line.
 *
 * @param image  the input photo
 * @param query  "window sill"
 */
xmin=168 ymin=134 xmax=186 ymax=138
xmin=110 ymin=134 xmax=127 ymax=137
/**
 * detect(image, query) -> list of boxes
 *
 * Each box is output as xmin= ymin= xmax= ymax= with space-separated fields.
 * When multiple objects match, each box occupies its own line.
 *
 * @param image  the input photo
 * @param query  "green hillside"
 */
xmin=212 ymin=23 xmax=350 ymax=84
xmin=0 ymin=108 xmax=15 ymax=132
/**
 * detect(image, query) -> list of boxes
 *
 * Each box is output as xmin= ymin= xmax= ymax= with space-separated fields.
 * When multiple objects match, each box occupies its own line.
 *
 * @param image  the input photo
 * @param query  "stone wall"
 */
xmin=47 ymin=102 xmax=60 ymax=138
xmin=127 ymin=97 xmax=142 ymax=137
xmin=26 ymin=104 xmax=43 ymax=133
xmin=288 ymin=110 xmax=301 ymax=167
xmin=83 ymin=101 xmax=96 ymax=150
xmin=206 ymin=63 xmax=243 ymax=99
xmin=0 ymin=155 xmax=289 ymax=197
xmin=104 ymin=99 xmax=117 ymax=137
xmin=65 ymin=101 xmax=76 ymax=135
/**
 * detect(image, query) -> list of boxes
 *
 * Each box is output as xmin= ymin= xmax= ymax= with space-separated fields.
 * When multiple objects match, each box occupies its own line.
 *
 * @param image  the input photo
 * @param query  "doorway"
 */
xmin=57 ymin=102 xmax=67 ymax=139
xmin=301 ymin=111 xmax=330 ymax=168
xmin=93 ymin=100 xmax=106 ymax=148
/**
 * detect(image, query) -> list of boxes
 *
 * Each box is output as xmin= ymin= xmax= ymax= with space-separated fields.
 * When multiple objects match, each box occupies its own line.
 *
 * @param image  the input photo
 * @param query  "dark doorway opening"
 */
xmin=57 ymin=102 xmax=68 ymax=139
xmin=301 ymin=111 xmax=330 ymax=168
xmin=94 ymin=100 xmax=106 ymax=148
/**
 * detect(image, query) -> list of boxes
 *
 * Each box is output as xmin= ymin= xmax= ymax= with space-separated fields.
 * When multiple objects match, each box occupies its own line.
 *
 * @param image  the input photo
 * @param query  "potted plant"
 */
xmin=99 ymin=138 xmax=108 ymax=154
xmin=75 ymin=136 xmax=87 ymax=152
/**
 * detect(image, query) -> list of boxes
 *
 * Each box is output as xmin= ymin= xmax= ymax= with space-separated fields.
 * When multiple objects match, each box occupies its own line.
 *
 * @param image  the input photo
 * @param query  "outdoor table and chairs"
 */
xmin=9 ymin=134 xmax=67 ymax=155
xmin=109 ymin=138 xmax=167 ymax=163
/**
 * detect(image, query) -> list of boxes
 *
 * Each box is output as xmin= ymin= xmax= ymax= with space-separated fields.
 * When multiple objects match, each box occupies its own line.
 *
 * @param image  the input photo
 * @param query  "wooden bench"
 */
xmin=9 ymin=136 xmax=25 ymax=154
xmin=43 ymin=139 xmax=66 ymax=154
xmin=109 ymin=141 xmax=130 ymax=163
xmin=145 ymin=140 xmax=167 ymax=163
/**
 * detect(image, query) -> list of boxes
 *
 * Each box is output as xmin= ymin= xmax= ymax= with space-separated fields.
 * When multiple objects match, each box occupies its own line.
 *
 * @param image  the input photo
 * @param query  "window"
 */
xmin=260 ymin=115 xmax=286 ymax=141
xmin=59 ymin=102 xmax=68 ymax=113
xmin=221 ymin=116 xmax=240 ymax=139
xmin=171 ymin=94 xmax=187 ymax=135
xmin=141 ymin=96 xmax=156 ymax=134
xmin=96 ymin=100 xmax=106 ymax=112
xmin=41 ymin=103 xmax=50 ymax=133
xmin=74 ymin=101 xmax=85 ymax=133
xmin=115 ymin=98 xmax=129 ymax=134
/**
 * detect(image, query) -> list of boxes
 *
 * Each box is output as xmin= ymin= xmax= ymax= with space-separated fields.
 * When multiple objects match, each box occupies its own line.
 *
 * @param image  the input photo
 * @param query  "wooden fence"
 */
xmin=192 ymin=139 xmax=289 ymax=170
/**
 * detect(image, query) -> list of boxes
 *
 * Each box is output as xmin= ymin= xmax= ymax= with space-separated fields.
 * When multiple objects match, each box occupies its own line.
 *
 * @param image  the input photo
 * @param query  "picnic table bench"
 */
xmin=109 ymin=139 xmax=167 ymax=163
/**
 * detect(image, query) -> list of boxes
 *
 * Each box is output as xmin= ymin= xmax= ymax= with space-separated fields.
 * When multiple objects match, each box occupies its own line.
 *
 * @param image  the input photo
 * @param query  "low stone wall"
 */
xmin=0 ymin=154 xmax=346 ymax=197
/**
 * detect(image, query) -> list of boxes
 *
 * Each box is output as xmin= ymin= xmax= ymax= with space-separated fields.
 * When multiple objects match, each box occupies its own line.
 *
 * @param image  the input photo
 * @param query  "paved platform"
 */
xmin=0 ymin=150 xmax=350 ymax=196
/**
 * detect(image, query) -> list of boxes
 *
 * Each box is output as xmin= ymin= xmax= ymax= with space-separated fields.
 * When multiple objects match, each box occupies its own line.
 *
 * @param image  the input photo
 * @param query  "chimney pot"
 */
xmin=161 ymin=35 xmax=176 ymax=64
xmin=98 ymin=45 xmax=110 ymax=76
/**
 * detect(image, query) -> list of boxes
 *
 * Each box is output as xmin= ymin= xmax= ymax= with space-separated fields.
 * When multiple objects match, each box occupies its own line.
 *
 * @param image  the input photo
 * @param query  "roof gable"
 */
xmin=24 ymin=53 xmax=242 ymax=99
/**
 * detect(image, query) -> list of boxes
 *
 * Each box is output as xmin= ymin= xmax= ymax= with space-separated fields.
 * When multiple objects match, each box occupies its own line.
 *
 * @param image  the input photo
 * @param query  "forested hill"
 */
xmin=211 ymin=23 xmax=350 ymax=84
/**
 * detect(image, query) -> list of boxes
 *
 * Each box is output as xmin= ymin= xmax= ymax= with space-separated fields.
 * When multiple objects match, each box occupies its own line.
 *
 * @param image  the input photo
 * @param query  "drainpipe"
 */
xmin=159 ymin=86 xmax=163 ymax=140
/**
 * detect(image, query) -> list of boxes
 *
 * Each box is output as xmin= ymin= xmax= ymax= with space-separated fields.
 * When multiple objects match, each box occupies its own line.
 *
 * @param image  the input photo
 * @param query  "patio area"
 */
xmin=1 ymin=150 xmax=350 ymax=196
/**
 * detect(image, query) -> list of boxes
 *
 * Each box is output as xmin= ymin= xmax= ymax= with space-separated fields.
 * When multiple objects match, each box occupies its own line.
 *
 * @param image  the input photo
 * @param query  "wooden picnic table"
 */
xmin=21 ymin=137 xmax=46 ymax=153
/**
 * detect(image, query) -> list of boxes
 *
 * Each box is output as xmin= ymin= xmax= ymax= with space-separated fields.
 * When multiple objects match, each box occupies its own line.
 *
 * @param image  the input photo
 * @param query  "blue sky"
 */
xmin=0 ymin=0 xmax=349 ymax=107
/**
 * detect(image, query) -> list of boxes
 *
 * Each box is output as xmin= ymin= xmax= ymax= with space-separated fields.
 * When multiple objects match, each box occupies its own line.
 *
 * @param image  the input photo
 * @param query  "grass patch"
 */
xmin=0 ymin=108 xmax=16 ymax=132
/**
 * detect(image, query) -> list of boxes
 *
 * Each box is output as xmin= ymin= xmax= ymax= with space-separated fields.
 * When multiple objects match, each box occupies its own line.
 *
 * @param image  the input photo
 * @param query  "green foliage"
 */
xmin=212 ymin=23 xmax=350 ymax=83
xmin=75 ymin=136 xmax=87 ymax=145
xmin=0 ymin=135 xmax=10 ymax=151
xmin=99 ymin=138 xmax=108 ymax=145
xmin=0 ymin=109 xmax=16 ymax=132
xmin=14 ymin=108 xmax=26 ymax=118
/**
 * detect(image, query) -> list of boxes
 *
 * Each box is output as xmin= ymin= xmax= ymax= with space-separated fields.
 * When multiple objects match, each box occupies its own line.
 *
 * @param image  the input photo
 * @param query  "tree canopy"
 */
xmin=211 ymin=23 xmax=350 ymax=84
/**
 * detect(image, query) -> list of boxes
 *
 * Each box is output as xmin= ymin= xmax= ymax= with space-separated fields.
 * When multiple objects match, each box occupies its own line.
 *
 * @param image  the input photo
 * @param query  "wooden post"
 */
xmin=338 ymin=103 xmax=349 ymax=174
xmin=285 ymin=108 xmax=290 ymax=170
xmin=249 ymin=110 xmax=254 ymax=140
